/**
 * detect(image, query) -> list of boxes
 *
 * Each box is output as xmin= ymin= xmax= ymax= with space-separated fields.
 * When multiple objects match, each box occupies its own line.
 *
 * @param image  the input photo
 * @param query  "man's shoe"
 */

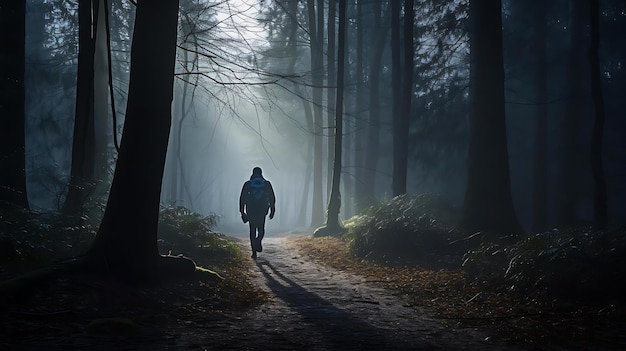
xmin=253 ymin=238 xmax=262 ymax=252
xmin=251 ymin=251 xmax=257 ymax=259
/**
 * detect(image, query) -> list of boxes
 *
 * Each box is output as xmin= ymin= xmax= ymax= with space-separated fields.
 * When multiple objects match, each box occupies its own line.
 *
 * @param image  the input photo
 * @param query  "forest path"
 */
xmin=219 ymin=234 xmax=523 ymax=350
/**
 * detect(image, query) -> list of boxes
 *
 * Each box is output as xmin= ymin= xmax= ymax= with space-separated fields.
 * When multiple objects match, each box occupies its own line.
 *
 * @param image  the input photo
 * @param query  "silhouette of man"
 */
xmin=239 ymin=167 xmax=276 ymax=259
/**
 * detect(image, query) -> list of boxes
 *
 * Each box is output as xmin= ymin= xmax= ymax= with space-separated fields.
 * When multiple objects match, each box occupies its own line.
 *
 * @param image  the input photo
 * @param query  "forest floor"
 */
xmin=1 ymin=232 xmax=625 ymax=350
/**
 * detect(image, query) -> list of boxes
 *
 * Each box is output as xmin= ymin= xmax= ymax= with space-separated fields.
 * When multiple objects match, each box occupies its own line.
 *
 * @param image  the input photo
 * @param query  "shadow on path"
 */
xmin=255 ymin=259 xmax=433 ymax=350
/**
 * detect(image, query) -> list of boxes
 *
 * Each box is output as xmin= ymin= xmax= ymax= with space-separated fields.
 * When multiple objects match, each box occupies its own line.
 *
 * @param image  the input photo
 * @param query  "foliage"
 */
xmin=344 ymin=194 xmax=464 ymax=267
xmin=157 ymin=204 xmax=239 ymax=261
xmin=346 ymin=194 xmax=626 ymax=306
xmin=0 ymin=204 xmax=242 ymax=280
xmin=0 ymin=208 xmax=97 ymax=279
xmin=462 ymin=227 xmax=626 ymax=303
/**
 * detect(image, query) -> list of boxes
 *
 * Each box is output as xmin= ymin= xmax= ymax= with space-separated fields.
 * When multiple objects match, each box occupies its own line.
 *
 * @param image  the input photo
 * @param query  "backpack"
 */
xmin=249 ymin=175 xmax=268 ymax=204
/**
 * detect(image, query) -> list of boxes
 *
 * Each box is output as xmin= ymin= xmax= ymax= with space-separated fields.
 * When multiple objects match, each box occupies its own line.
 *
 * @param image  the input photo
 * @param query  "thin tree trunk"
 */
xmin=353 ymin=0 xmax=366 ymax=213
xmin=307 ymin=0 xmax=325 ymax=227
xmin=316 ymin=0 xmax=346 ymax=236
xmin=391 ymin=0 xmax=413 ymax=197
xmin=532 ymin=0 xmax=548 ymax=232
xmin=63 ymin=0 xmax=98 ymax=213
xmin=0 ymin=0 xmax=29 ymax=210
xmin=559 ymin=1 xmax=586 ymax=226
xmin=327 ymin=0 xmax=336 ymax=201
xmin=390 ymin=0 xmax=402 ymax=195
xmin=588 ymin=0 xmax=608 ymax=229
xmin=93 ymin=0 xmax=109 ymax=179
xmin=399 ymin=0 xmax=413 ymax=194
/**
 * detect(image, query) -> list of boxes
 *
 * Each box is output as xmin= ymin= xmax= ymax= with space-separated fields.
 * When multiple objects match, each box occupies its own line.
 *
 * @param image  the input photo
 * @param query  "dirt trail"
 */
xmin=219 ymin=235 xmax=523 ymax=350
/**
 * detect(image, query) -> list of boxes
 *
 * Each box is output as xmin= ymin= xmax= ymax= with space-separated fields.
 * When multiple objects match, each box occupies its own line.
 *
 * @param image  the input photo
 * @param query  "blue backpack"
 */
xmin=249 ymin=176 xmax=268 ymax=203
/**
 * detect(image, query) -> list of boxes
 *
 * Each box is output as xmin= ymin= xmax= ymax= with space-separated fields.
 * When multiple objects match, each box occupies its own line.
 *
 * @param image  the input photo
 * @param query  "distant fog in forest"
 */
xmin=19 ymin=0 xmax=626 ymax=233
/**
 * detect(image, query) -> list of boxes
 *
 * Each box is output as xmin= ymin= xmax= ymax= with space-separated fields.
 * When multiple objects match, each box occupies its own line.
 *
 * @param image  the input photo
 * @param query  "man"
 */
xmin=239 ymin=167 xmax=276 ymax=259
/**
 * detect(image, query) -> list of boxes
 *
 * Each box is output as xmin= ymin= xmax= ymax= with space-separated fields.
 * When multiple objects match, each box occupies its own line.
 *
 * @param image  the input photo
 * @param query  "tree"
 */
xmin=390 ymin=0 xmax=402 ymax=195
xmin=306 ymin=0 xmax=325 ymax=227
xmin=361 ymin=2 xmax=389 ymax=206
xmin=531 ymin=0 xmax=548 ymax=232
xmin=558 ymin=1 xmax=586 ymax=226
xmin=391 ymin=0 xmax=414 ymax=197
xmin=352 ymin=0 xmax=366 ymax=213
xmin=588 ymin=0 xmax=607 ymax=229
xmin=85 ymin=0 xmax=194 ymax=283
xmin=284 ymin=0 xmax=316 ymax=226
xmin=326 ymin=0 xmax=336 ymax=200
xmin=315 ymin=0 xmax=346 ymax=237
xmin=63 ymin=0 xmax=100 ymax=213
xmin=462 ymin=0 xmax=522 ymax=234
xmin=0 ymin=0 xmax=29 ymax=210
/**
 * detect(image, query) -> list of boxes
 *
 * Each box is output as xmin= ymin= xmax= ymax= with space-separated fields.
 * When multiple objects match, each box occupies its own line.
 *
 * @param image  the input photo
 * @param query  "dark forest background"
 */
xmin=1 ymin=0 xmax=626 ymax=287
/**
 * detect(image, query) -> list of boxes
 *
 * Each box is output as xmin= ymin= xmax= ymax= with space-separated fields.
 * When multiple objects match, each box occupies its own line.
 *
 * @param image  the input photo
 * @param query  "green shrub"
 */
xmin=157 ymin=204 xmax=239 ymax=260
xmin=345 ymin=194 xmax=463 ymax=266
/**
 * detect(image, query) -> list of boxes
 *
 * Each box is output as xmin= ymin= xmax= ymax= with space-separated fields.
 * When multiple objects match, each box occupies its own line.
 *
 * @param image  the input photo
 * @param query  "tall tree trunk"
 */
xmin=400 ymin=0 xmax=413 ymax=193
xmin=588 ymin=0 xmax=608 ymax=229
xmin=86 ymin=0 xmax=191 ymax=283
xmin=63 ymin=0 xmax=98 ymax=213
xmin=307 ymin=0 xmax=325 ymax=227
xmin=559 ymin=1 xmax=586 ymax=227
xmin=363 ymin=2 xmax=389 ymax=206
xmin=316 ymin=0 xmax=346 ymax=236
xmin=326 ymin=0 xmax=336 ymax=200
xmin=390 ymin=0 xmax=402 ymax=195
xmin=93 ymin=0 xmax=110 ymax=179
xmin=353 ymin=0 xmax=366 ymax=213
xmin=391 ymin=0 xmax=413 ymax=197
xmin=0 ymin=0 xmax=29 ymax=210
xmin=285 ymin=0 xmax=314 ymax=226
xmin=462 ymin=0 xmax=522 ymax=234
xmin=531 ymin=0 xmax=548 ymax=232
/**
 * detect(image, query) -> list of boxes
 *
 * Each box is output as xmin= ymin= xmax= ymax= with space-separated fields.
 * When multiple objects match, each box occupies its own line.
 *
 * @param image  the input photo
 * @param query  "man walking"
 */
xmin=240 ymin=167 xmax=276 ymax=259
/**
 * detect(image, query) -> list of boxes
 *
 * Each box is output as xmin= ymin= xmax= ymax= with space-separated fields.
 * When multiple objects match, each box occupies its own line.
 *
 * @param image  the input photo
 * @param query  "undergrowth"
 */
xmin=344 ymin=194 xmax=626 ymax=308
xmin=344 ymin=194 xmax=465 ymax=267
xmin=157 ymin=204 xmax=240 ymax=264
xmin=0 ymin=204 xmax=242 ymax=279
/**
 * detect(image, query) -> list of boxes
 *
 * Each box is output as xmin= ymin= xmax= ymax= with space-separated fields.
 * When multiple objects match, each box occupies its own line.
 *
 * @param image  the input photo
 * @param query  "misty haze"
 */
xmin=1 ymin=0 xmax=625 ymax=350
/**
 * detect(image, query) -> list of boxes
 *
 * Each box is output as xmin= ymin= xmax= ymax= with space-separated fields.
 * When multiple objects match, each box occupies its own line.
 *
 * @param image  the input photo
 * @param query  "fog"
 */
xmin=19 ymin=0 xmax=626 ymax=234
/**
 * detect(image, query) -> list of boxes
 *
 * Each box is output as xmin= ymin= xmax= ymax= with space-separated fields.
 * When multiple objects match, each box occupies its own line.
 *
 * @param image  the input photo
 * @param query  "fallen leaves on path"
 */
xmin=288 ymin=235 xmax=626 ymax=349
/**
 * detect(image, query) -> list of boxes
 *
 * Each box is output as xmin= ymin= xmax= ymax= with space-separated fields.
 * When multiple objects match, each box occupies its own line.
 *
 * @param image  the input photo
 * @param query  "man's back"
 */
xmin=240 ymin=171 xmax=275 ymax=217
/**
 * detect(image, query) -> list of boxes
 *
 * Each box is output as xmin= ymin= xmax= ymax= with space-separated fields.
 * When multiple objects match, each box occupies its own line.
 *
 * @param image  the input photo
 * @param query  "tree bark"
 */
xmin=326 ymin=0 xmax=336 ymax=201
xmin=559 ymin=1 xmax=586 ymax=226
xmin=462 ymin=0 xmax=522 ymax=234
xmin=353 ymin=0 xmax=366 ymax=213
xmin=391 ymin=0 xmax=413 ymax=197
xmin=531 ymin=0 xmax=548 ymax=233
xmin=362 ymin=2 xmax=389 ymax=206
xmin=0 ymin=0 xmax=29 ymax=210
xmin=63 ymin=0 xmax=98 ymax=213
xmin=307 ymin=0 xmax=325 ymax=227
xmin=588 ymin=0 xmax=608 ymax=229
xmin=93 ymin=0 xmax=110 ymax=179
xmin=316 ymin=0 xmax=346 ymax=236
xmin=86 ymin=0 xmax=192 ymax=283
xmin=390 ymin=0 xmax=402 ymax=195
xmin=286 ymin=0 xmax=314 ymax=226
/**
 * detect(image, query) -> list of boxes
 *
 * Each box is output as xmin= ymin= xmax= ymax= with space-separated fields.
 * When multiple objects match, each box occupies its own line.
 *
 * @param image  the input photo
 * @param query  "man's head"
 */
xmin=252 ymin=167 xmax=262 ymax=176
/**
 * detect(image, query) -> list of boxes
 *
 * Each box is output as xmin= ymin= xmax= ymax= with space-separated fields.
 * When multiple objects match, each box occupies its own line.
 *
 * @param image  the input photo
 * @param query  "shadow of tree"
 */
xmin=255 ymin=259 xmax=430 ymax=350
